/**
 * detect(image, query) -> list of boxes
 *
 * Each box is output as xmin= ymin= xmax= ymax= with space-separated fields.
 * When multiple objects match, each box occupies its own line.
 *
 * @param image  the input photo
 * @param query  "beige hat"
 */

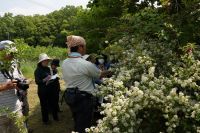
xmin=38 ymin=53 xmax=51 ymax=63
xmin=66 ymin=35 xmax=86 ymax=48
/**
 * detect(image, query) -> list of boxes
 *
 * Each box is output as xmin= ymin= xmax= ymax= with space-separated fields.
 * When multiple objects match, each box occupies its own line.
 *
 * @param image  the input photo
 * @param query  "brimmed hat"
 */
xmin=0 ymin=40 xmax=15 ymax=50
xmin=38 ymin=53 xmax=51 ymax=64
xmin=51 ymin=59 xmax=60 ymax=67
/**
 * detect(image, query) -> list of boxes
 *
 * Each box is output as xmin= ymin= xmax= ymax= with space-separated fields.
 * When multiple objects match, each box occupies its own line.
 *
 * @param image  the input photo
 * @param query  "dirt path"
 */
xmin=27 ymin=80 xmax=74 ymax=133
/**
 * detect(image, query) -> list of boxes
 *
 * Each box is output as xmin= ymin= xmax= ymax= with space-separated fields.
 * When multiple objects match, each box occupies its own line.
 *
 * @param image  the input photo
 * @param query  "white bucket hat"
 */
xmin=0 ymin=40 xmax=14 ymax=50
xmin=38 ymin=53 xmax=51 ymax=64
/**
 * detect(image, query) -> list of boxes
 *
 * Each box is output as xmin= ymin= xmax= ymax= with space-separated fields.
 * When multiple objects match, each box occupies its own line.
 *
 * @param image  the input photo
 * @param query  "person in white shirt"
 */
xmin=62 ymin=35 xmax=111 ymax=133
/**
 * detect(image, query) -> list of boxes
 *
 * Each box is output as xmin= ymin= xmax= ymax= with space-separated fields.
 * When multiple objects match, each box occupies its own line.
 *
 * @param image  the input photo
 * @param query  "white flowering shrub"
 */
xmin=87 ymin=87 xmax=200 ymax=133
xmin=87 ymin=36 xmax=200 ymax=133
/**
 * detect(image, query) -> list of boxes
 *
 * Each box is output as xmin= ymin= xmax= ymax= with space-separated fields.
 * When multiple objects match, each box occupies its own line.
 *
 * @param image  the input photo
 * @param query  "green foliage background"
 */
xmin=0 ymin=0 xmax=199 ymax=53
xmin=13 ymin=39 xmax=66 ymax=78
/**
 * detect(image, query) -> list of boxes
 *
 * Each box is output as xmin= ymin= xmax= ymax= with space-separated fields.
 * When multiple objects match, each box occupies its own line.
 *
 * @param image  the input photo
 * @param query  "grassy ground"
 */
xmin=22 ymin=60 xmax=74 ymax=133
xmin=28 ymin=80 xmax=74 ymax=133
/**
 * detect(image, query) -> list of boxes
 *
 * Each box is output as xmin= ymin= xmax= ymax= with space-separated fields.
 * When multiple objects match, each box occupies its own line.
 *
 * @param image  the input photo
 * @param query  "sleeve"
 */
xmin=34 ymin=69 xmax=44 ymax=85
xmin=85 ymin=62 xmax=101 ymax=79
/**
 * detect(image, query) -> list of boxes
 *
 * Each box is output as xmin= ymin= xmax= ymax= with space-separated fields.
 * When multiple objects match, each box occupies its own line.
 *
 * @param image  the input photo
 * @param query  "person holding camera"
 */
xmin=0 ymin=81 xmax=17 ymax=92
xmin=0 ymin=40 xmax=26 ymax=133
xmin=62 ymin=35 xmax=112 ymax=133
xmin=34 ymin=53 xmax=59 ymax=125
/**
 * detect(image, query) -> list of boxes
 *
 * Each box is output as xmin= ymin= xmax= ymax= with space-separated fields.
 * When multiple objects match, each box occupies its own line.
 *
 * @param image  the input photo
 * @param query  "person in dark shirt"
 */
xmin=50 ymin=59 xmax=61 ymax=112
xmin=34 ymin=53 xmax=59 ymax=125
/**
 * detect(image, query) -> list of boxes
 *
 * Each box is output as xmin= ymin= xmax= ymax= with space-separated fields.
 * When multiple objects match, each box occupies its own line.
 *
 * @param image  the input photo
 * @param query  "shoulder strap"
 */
xmin=0 ymin=69 xmax=13 ymax=80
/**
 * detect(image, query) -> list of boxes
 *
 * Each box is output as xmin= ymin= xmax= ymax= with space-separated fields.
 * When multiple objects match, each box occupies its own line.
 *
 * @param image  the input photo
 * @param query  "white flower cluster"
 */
xmin=86 ymin=37 xmax=200 ymax=133
xmin=87 ymin=84 xmax=200 ymax=133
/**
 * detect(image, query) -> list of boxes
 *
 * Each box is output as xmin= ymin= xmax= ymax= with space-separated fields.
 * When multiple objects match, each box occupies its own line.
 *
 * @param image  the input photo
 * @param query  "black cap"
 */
xmin=51 ymin=59 xmax=60 ymax=67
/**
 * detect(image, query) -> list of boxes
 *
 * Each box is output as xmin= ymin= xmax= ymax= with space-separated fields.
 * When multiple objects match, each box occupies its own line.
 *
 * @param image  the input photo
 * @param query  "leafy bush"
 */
xmin=13 ymin=39 xmax=67 ymax=78
xmin=14 ymin=39 xmax=67 ymax=62
xmin=0 ymin=108 xmax=27 ymax=133
xmin=86 ymin=36 xmax=200 ymax=133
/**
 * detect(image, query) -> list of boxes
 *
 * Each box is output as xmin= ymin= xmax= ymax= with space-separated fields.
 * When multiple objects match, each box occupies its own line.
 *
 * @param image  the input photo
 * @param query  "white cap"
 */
xmin=82 ymin=54 xmax=90 ymax=60
xmin=38 ymin=53 xmax=51 ymax=63
xmin=0 ymin=40 xmax=14 ymax=50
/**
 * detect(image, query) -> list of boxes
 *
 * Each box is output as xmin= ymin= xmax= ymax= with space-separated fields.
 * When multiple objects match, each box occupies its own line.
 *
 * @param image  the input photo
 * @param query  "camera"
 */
xmin=14 ymin=78 xmax=29 ymax=91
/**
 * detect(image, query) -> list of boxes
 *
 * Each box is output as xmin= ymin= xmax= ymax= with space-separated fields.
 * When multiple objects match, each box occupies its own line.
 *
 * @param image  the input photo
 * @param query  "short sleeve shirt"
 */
xmin=62 ymin=58 xmax=101 ymax=94
xmin=0 ymin=71 xmax=22 ymax=124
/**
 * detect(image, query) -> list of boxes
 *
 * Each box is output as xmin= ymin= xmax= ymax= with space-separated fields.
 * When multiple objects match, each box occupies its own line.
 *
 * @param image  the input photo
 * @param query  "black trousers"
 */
xmin=69 ymin=95 xmax=94 ymax=133
xmin=55 ymin=90 xmax=60 ymax=111
xmin=38 ymin=89 xmax=58 ymax=123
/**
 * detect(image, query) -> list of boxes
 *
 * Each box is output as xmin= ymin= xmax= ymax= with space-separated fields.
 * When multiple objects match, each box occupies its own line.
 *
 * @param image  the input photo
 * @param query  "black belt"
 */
xmin=67 ymin=87 xmax=93 ymax=98
xmin=61 ymin=87 xmax=93 ymax=105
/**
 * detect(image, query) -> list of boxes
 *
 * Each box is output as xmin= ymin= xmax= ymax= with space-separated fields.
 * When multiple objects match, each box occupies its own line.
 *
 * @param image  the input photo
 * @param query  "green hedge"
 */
xmin=15 ymin=39 xmax=67 ymax=62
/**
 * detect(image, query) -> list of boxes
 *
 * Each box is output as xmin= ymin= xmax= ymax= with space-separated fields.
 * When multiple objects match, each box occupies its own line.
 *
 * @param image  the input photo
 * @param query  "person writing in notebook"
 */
xmin=34 ymin=53 xmax=59 ymax=125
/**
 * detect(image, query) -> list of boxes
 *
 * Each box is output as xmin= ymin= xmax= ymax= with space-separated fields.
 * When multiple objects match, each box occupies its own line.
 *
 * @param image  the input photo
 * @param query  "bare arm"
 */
xmin=0 ymin=84 xmax=7 ymax=91
xmin=0 ymin=81 xmax=17 ymax=92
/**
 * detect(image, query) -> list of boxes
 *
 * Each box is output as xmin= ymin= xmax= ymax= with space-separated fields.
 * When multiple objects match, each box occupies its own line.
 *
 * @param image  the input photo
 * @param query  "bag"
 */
xmin=61 ymin=88 xmax=76 ymax=105
xmin=61 ymin=87 xmax=93 ymax=106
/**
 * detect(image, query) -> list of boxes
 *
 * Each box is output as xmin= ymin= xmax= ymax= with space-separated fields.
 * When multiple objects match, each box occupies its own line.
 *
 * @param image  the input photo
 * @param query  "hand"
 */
xmin=100 ymin=70 xmax=113 ymax=78
xmin=5 ymin=81 xmax=17 ymax=90
xmin=43 ymin=75 xmax=51 ymax=82
xmin=107 ymin=70 xmax=114 ymax=78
